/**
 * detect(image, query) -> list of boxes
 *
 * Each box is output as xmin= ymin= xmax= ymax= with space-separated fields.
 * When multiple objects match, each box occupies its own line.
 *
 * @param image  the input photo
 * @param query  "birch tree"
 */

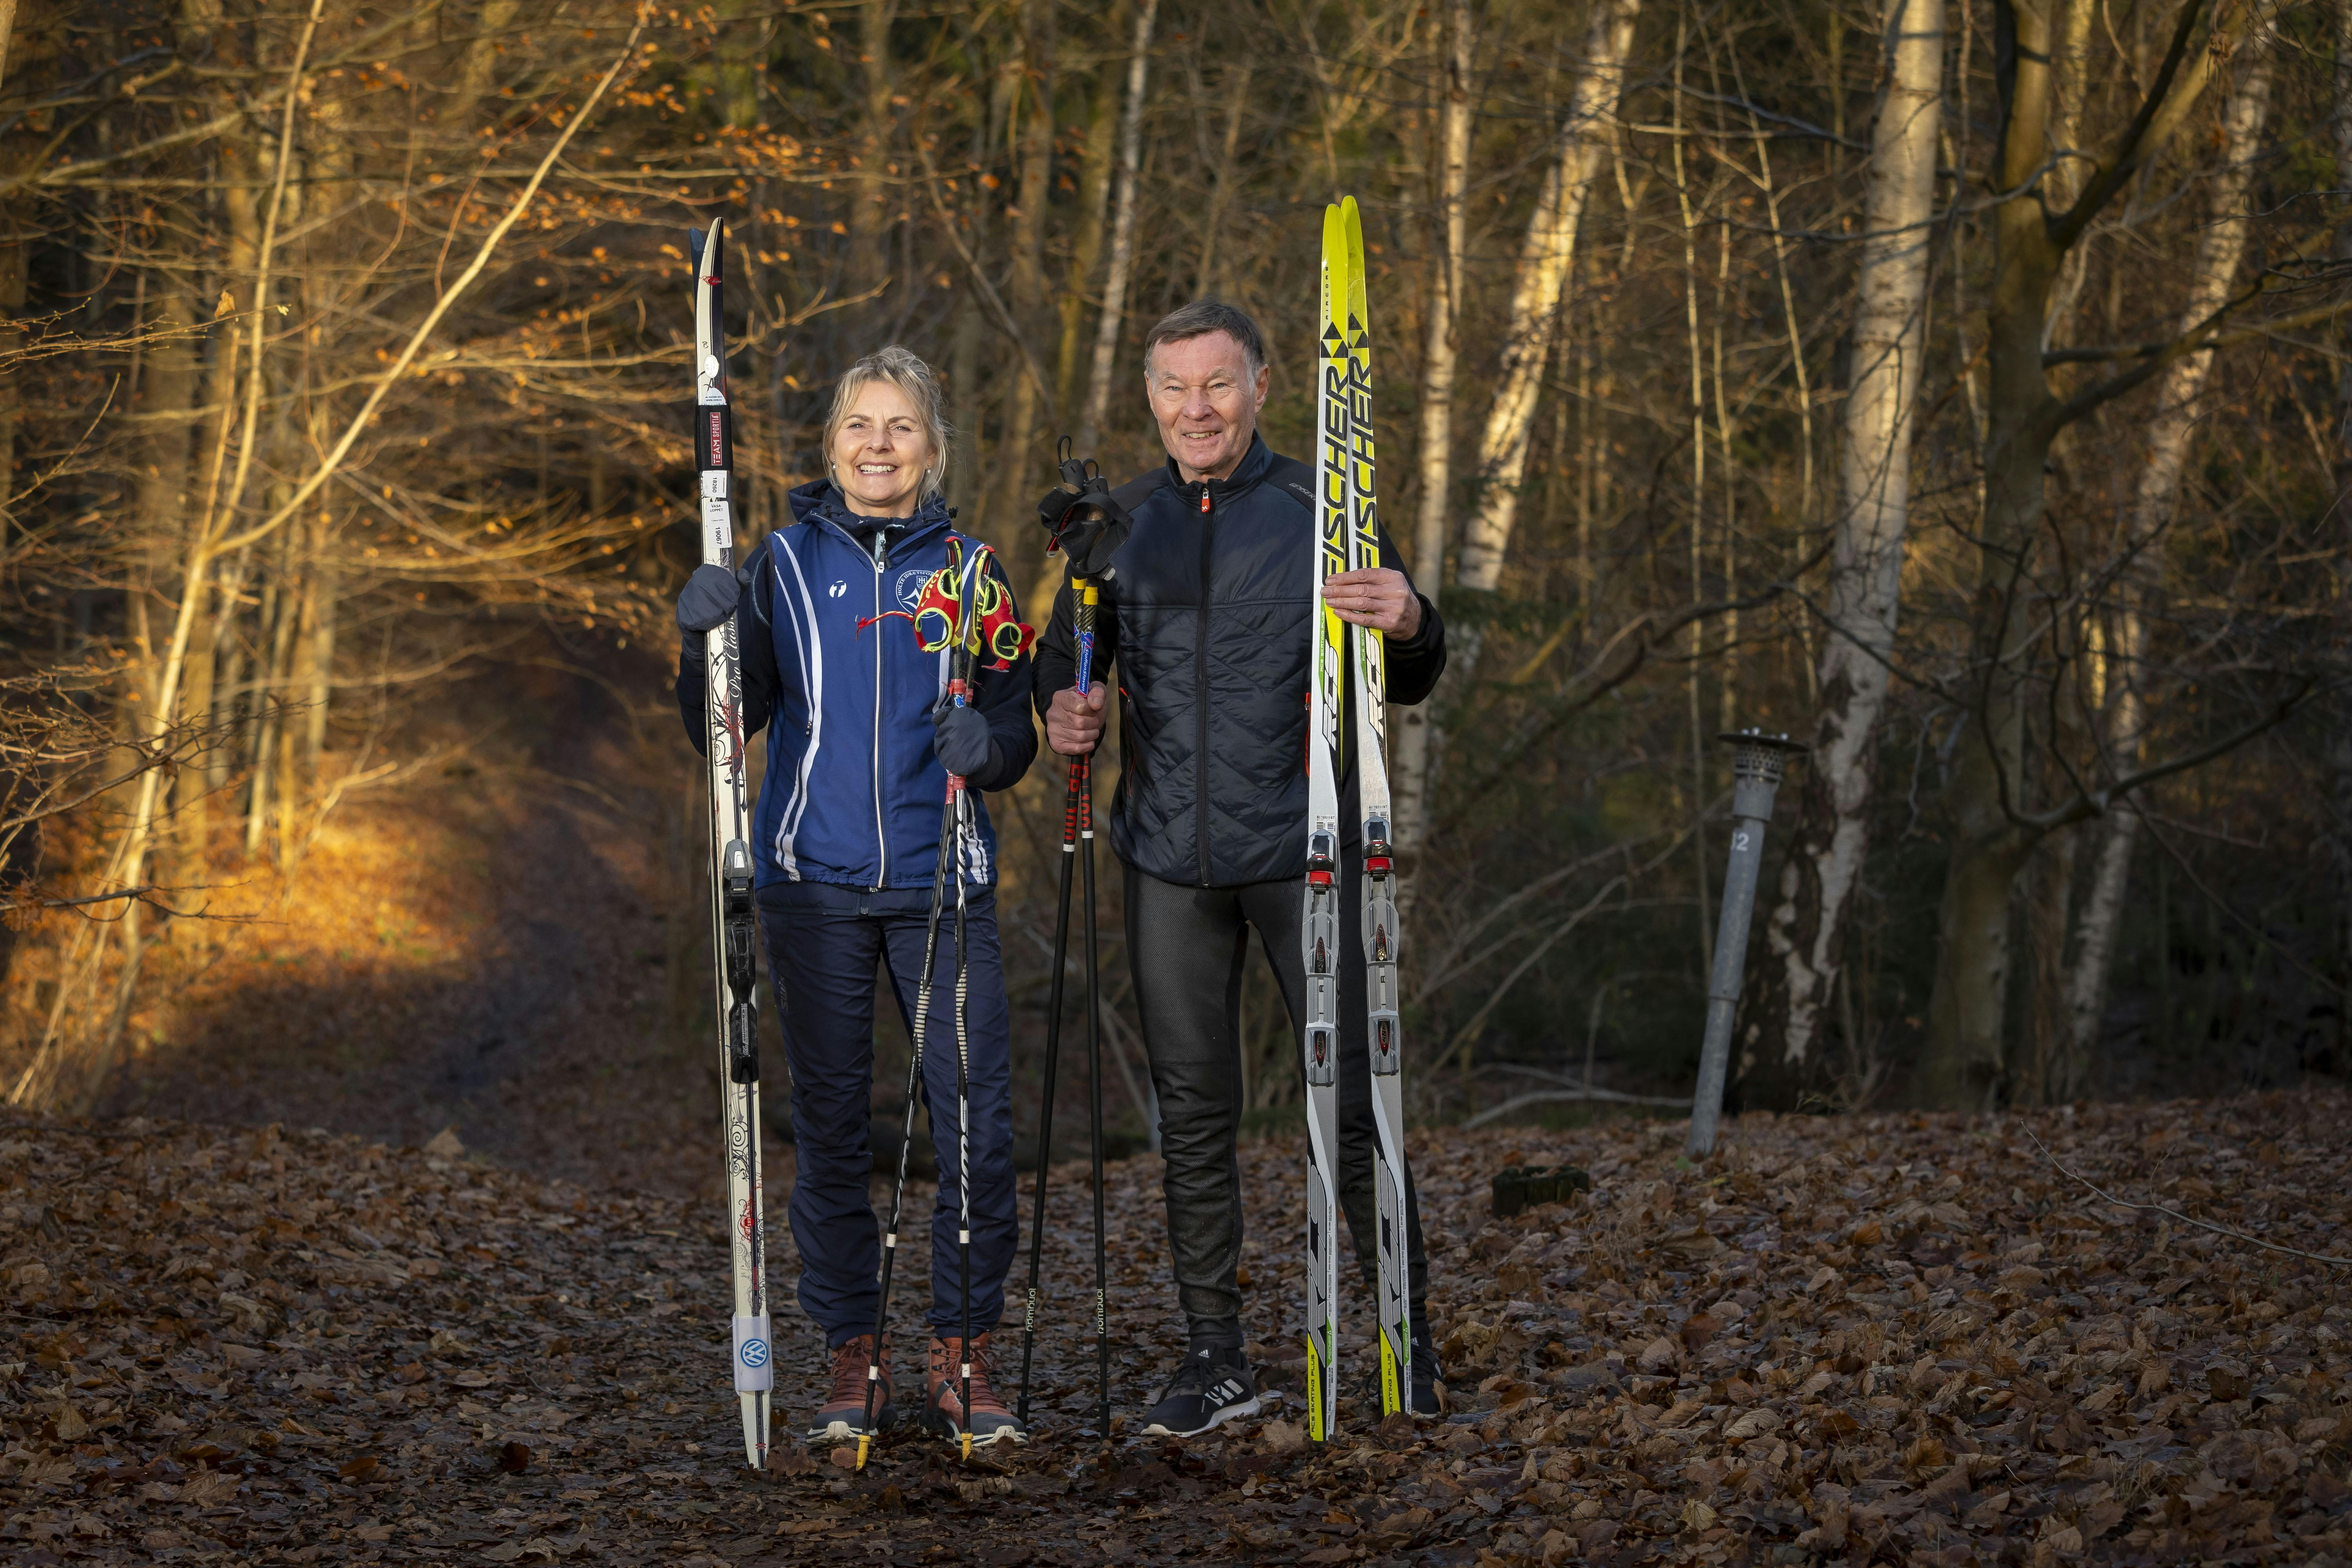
xmin=1395 ymin=0 xmax=1642 ymax=846
xmin=1392 ymin=0 xmax=1472 ymax=850
xmin=1740 ymin=0 xmax=1942 ymax=1109
xmin=2062 ymin=49 xmax=2275 ymax=1080
xmin=1076 ymin=0 xmax=1158 ymax=454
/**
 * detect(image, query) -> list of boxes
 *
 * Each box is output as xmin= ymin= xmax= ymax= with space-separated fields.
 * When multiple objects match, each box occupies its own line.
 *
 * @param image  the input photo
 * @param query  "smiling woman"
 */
xmin=821 ymin=346 xmax=953 ymax=516
xmin=675 ymin=337 xmax=1038 ymax=1458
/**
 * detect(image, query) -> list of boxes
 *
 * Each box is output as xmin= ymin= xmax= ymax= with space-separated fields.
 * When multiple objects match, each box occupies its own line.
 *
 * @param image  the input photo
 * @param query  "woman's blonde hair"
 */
xmin=822 ymin=345 xmax=953 ymax=501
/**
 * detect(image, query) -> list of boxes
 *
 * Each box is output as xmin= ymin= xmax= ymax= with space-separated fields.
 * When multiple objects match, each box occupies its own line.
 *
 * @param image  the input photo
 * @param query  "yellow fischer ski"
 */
xmin=1301 ymin=200 xmax=1349 ymax=1445
xmin=1340 ymin=196 xmax=1411 ymax=1419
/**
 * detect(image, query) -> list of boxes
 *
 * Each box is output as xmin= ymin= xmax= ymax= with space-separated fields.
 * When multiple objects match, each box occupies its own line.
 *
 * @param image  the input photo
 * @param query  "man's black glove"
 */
xmin=1036 ymin=442 xmax=1133 ymax=581
xmin=677 ymin=563 xmax=745 ymax=634
xmin=933 ymin=702 xmax=996 ymax=780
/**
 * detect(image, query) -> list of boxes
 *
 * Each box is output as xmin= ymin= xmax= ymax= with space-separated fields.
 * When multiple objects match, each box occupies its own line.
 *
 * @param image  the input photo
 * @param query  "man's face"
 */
xmin=1147 ymin=332 xmax=1270 ymax=483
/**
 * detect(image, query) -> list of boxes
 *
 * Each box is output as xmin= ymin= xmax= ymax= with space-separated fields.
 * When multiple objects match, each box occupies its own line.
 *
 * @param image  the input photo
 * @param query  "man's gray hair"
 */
xmin=1142 ymin=300 xmax=1267 ymax=381
xmin=823 ymin=344 xmax=954 ymax=500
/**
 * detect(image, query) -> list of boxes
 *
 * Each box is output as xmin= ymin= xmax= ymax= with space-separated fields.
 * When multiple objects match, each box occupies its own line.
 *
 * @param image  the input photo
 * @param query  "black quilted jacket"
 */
xmin=1032 ymin=434 xmax=1445 ymax=887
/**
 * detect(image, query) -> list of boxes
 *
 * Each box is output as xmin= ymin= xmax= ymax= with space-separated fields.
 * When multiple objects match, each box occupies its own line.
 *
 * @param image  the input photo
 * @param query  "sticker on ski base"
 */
xmin=1379 ymin=1331 xmax=1403 ymax=1416
xmin=732 ymin=1314 xmax=773 ymax=1393
xmin=703 ymin=496 xmax=731 ymax=553
xmin=1305 ymin=1343 xmax=1328 ymax=1443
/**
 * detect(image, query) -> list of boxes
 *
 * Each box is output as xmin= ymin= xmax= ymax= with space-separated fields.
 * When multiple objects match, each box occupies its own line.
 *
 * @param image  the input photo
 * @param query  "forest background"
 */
xmin=0 ymin=0 xmax=2346 ymax=1151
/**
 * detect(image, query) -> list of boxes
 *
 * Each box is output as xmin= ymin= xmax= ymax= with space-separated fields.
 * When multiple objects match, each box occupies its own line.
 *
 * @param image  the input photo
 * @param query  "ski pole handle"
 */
xmin=1072 ymin=577 xmax=1097 ymax=698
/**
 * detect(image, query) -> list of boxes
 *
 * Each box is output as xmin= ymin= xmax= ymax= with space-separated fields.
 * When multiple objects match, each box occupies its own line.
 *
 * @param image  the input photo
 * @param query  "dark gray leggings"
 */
xmin=1124 ymin=859 xmax=1431 ymax=1351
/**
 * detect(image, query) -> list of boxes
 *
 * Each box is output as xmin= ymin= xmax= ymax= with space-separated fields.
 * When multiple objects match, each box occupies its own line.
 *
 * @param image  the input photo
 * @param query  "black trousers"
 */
xmin=1124 ymin=859 xmax=1431 ymax=1352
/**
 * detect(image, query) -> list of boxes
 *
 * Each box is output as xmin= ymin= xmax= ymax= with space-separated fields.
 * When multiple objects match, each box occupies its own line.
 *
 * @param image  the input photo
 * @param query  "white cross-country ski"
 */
xmin=1300 ymin=199 xmax=1349 ymax=1445
xmin=1339 ymin=196 xmax=1412 ymax=1419
xmin=687 ymin=220 xmax=772 ymax=1469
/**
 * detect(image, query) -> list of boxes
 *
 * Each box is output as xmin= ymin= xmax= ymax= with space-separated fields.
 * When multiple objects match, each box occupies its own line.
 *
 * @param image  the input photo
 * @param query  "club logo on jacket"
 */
xmin=895 ymin=567 xmax=931 ymax=612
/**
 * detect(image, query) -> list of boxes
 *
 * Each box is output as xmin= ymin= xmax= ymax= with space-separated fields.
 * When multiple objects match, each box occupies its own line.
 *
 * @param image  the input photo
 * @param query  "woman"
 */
xmin=675 ymin=345 xmax=1037 ymax=1450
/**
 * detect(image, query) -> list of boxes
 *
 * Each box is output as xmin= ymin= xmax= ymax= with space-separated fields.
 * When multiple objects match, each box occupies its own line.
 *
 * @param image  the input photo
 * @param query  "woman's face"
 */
xmin=831 ymin=379 xmax=932 ymax=519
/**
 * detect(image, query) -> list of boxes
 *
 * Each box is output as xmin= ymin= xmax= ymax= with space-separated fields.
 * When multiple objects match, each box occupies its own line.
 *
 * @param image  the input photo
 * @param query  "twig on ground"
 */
xmin=2019 ymin=1122 xmax=2352 ymax=1269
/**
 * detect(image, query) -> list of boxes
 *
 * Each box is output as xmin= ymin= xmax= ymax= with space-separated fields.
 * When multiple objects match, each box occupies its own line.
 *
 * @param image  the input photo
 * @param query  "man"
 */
xmin=1032 ymin=300 xmax=1446 ymax=1437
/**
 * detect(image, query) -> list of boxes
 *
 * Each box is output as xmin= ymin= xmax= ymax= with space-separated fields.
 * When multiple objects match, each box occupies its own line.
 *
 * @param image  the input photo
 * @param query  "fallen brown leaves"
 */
xmin=2 ymin=1092 xmax=2348 ymax=1566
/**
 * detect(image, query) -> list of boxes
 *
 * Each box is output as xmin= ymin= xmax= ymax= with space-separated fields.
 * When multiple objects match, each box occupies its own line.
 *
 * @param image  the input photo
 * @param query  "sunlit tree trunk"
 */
xmin=1740 ymin=0 xmax=1943 ymax=1110
xmin=2063 ymin=49 xmax=2273 ymax=1085
xmin=1399 ymin=0 xmax=1642 ymax=841
xmin=1392 ymin=0 xmax=1472 ymax=851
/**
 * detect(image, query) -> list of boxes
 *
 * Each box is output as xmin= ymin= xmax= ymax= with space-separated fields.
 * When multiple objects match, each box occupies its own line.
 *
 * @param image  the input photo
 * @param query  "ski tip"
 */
xmin=687 ymin=225 xmax=705 ymax=268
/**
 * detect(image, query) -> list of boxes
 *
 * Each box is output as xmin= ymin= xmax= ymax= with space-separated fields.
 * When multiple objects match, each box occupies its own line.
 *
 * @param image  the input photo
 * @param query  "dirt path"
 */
xmin=96 ymin=656 xmax=719 ymax=1197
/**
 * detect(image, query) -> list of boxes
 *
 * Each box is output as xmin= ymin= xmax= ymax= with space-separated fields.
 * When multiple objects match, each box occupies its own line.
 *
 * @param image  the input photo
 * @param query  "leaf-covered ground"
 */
xmin=4 ymin=1091 xmax=2349 ymax=1566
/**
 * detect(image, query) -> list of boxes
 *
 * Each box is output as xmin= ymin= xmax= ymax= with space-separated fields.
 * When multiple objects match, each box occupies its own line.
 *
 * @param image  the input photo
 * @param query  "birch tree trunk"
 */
xmin=1076 ymin=0 xmax=1158 ymax=454
xmin=2063 ymin=49 xmax=2274 ymax=1076
xmin=1056 ymin=39 xmax=1120 ymax=414
xmin=1739 ymin=0 xmax=1942 ymax=1110
xmin=1394 ymin=0 xmax=1642 ymax=844
xmin=1391 ymin=0 xmax=1472 ymax=851
xmin=2013 ymin=0 xmax=2097 ymax=1108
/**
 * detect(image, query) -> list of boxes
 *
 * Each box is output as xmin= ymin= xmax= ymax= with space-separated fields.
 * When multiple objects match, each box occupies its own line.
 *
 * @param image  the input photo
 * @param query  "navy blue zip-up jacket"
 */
xmin=676 ymin=481 xmax=1038 ymax=893
xmin=1032 ymin=435 xmax=1443 ymax=887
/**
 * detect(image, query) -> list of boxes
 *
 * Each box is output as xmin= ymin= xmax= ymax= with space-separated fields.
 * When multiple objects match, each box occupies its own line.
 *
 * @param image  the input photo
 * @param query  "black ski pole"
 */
xmin=1074 ymin=579 xmax=1112 ymax=1446
xmin=857 ymin=787 xmax=954 ymax=1470
xmin=1016 ymin=752 xmax=1082 ymax=1425
xmin=856 ymin=537 xmax=969 ymax=1472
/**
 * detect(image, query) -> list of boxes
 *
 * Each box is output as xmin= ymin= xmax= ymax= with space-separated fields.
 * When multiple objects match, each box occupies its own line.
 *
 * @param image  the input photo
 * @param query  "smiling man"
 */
xmin=1031 ymin=301 xmax=1448 ymax=1436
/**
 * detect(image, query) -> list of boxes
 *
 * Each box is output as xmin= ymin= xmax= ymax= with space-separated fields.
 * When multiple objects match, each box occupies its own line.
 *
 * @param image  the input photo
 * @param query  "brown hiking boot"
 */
xmin=922 ymin=1332 xmax=1027 ymax=1449
xmin=808 ymin=1334 xmax=893 ymax=1445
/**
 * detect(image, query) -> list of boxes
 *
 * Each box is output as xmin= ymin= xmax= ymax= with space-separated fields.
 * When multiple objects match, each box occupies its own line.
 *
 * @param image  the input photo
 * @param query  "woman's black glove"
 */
xmin=933 ymin=702 xmax=996 ymax=780
xmin=677 ymin=563 xmax=744 ymax=635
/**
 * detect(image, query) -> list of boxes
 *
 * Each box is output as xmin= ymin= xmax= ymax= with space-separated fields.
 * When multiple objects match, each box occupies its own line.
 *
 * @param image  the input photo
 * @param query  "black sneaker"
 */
xmin=1362 ymin=1325 xmax=1446 ymax=1417
xmin=1141 ymin=1345 xmax=1261 ymax=1437
xmin=1408 ymin=1322 xmax=1443 ymax=1417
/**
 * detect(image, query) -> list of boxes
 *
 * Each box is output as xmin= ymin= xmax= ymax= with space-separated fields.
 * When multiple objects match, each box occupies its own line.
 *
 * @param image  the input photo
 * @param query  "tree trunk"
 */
xmin=845 ymin=0 xmax=897 ymax=299
xmin=2064 ymin=49 xmax=2273 ymax=1079
xmin=1913 ymin=0 xmax=2233 ymax=1110
xmin=1396 ymin=0 xmax=1642 ymax=841
xmin=456 ymin=0 xmax=524 ymax=117
xmin=1055 ymin=26 xmax=1120 ymax=416
xmin=1392 ymin=0 xmax=1472 ymax=851
xmin=991 ymin=0 xmax=1053 ymax=569
xmin=1076 ymin=0 xmax=1157 ymax=454
xmin=1740 ymin=0 xmax=1943 ymax=1111
xmin=2332 ymin=0 xmax=2352 ymax=1069
xmin=1190 ymin=57 xmax=1253 ymax=297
